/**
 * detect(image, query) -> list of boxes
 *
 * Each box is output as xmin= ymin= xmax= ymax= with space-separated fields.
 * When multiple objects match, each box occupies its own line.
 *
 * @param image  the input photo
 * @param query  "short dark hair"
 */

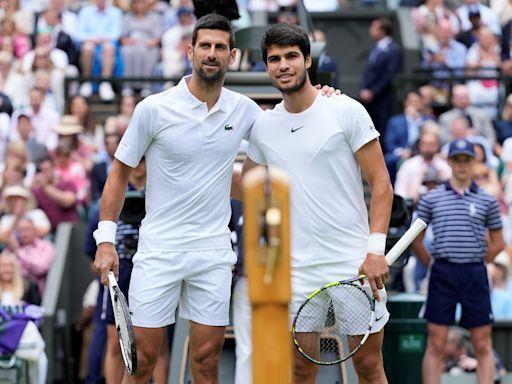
xmin=192 ymin=13 xmax=235 ymax=50
xmin=260 ymin=23 xmax=310 ymax=63
xmin=376 ymin=17 xmax=393 ymax=36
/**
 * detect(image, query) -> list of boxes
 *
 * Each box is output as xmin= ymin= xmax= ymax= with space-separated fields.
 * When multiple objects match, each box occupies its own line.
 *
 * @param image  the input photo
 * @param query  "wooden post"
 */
xmin=243 ymin=166 xmax=291 ymax=384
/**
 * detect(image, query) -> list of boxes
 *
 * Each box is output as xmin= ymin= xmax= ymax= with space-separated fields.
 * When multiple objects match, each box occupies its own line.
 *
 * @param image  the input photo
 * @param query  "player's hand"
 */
xmin=94 ymin=243 xmax=119 ymax=285
xmin=358 ymin=254 xmax=389 ymax=301
xmin=315 ymin=84 xmax=342 ymax=96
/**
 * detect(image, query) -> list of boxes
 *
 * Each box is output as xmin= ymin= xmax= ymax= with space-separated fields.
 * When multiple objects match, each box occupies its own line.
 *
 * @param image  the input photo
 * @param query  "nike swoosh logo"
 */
xmin=291 ymin=125 xmax=305 ymax=133
xmin=375 ymin=313 xmax=385 ymax=322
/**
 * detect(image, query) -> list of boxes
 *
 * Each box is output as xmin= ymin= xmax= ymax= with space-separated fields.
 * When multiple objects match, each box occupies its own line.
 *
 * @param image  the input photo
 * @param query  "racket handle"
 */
xmin=108 ymin=271 xmax=118 ymax=287
xmin=385 ymin=218 xmax=427 ymax=266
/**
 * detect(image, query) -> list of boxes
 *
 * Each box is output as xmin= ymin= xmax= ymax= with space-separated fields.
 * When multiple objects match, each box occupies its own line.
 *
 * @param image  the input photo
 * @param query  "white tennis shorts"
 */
xmin=128 ymin=249 xmax=236 ymax=328
xmin=290 ymin=259 xmax=389 ymax=333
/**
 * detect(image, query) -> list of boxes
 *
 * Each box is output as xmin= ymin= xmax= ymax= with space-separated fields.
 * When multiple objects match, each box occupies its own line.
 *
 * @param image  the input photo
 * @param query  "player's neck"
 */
xmin=282 ymin=83 xmax=318 ymax=113
xmin=187 ymin=75 xmax=224 ymax=111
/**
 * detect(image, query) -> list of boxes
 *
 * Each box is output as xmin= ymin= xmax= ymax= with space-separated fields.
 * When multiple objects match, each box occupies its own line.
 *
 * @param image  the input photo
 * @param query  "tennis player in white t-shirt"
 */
xmin=239 ymin=23 xmax=394 ymax=384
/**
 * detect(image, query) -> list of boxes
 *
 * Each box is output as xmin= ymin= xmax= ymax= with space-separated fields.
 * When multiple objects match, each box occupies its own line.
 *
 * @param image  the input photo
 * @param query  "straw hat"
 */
xmin=55 ymin=115 xmax=83 ymax=135
xmin=3 ymin=185 xmax=32 ymax=200
xmin=2 ymin=185 xmax=36 ymax=211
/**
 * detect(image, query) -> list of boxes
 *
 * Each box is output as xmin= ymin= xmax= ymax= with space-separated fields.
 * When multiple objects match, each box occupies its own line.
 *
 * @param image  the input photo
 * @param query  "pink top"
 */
xmin=17 ymin=237 xmax=55 ymax=295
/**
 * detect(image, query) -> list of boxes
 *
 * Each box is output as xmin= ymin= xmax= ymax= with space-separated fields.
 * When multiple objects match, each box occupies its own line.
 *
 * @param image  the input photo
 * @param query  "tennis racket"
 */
xmin=292 ymin=218 xmax=427 ymax=365
xmin=108 ymin=271 xmax=137 ymax=375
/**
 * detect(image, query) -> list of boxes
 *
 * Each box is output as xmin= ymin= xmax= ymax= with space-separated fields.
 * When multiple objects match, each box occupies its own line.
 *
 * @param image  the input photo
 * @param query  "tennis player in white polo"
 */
xmin=93 ymin=14 xmax=262 ymax=384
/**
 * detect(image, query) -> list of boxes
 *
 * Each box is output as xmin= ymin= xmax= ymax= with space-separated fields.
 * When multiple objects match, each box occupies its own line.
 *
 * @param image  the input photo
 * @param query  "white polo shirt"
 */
xmin=115 ymin=76 xmax=261 ymax=251
xmin=248 ymin=93 xmax=379 ymax=266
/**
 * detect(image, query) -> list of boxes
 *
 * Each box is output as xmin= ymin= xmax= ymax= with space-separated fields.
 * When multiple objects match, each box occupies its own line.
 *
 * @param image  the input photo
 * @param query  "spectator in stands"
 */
xmin=161 ymin=0 xmax=195 ymax=31
xmin=21 ymin=45 xmax=65 ymax=113
xmin=0 ymin=140 xmax=37 ymax=188
xmin=161 ymin=30 xmax=192 ymax=79
xmin=91 ymin=131 xmax=120 ymax=202
xmin=35 ymin=8 xmax=79 ymax=67
xmin=384 ymin=90 xmax=434 ymax=183
xmin=488 ymin=262 xmax=512 ymax=319
xmin=457 ymin=0 xmax=501 ymax=36
xmin=443 ymin=327 xmax=507 ymax=380
xmin=15 ymin=113 xmax=49 ymax=164
xmin=438 ymin=84 xmax=496 ymax=147
xmin=394 ymin=128 xmax=451 ymax=203
xmin=161 ymin=5 xmax=195 ymax=79
xmin=31 ymin=156 xmax=79 ymax=233
xmin=0 ymin=184 xmax=50 ymax=241
xmin=413 ymin=138 xmax=504 ymax=384
xmin=473 ymin=161 xmax=501 ymax=196
xmin=52 ymin=138 xmax=90 ymax=206
xmin=359 ymin=16 xmax=402 ymax=136
xmin=77 ymin=0 xmax=123 ymax=102
xmin=40 ymin=0 xmax=78 ymax=40
xmin=0 ymin=250 xmax=40 ymax=305
xmin=4 ymin=217 xmax=55 ymax=296
xmin=277 ymin=4 xmax=299 ymax=25
xmin=0 ymin=111 xmax=11 ymax=161
xmin=104 ymin=93 xmax=136 ymax=136
xmin=493 ymin=93 xmax=512 ymax=146
xmin=121 ymin=0 xmax=161 ymax=97
xmin=501 ymin=18 xmax=512 ymax=75
xmin=67 ymin=95 xmax=101 ymax=154
xmin=0 ymin=0 xmax=35 ymax=36
xmin=55 ymin=115 xmax=94 ymax=174
xmin=10 ymin=87 xmax=60 ymax=151
xmin=419 ymin=84 xmax=439 ymax=117
xmin=412 ymin=0 xmax=461 ymax=53
xmin=465 ymin=26 xmax=501 ymax=118
xmin=422 ymin=19 xmax=467 ymax=102
xmin=456 ymin=6 xmax=483 ymax=49
xmin=313 ymin=29 xmax=338 ymax=86
xmin=0 ymin=50 xmax=26 ymax=109
xmin=0 ymin=17 xmax=30 ymax=59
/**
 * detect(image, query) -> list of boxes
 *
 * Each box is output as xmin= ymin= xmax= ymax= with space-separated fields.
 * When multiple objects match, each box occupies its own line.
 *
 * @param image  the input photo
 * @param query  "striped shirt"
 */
xmin=415 ymin=181 xmax=502 ymax=263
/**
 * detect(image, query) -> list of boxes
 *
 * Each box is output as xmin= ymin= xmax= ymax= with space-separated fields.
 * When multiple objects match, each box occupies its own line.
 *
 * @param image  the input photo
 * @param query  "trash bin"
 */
xmin=383 ymin=293 xmax=427 ymax=384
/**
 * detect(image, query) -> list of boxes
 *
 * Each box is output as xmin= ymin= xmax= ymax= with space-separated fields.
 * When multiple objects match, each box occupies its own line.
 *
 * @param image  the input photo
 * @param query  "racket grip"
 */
xmin=385 ymin=218 xmax=427 ymax=266
xmin=108 ymin=271 xmax=118 ymax=287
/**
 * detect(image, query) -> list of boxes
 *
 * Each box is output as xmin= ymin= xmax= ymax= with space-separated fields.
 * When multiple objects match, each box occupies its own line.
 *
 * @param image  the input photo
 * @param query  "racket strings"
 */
xmin=294 ymin=283 xmax=374 ymax=364
xmin=113 ymin=292 xmax=135 ymax=372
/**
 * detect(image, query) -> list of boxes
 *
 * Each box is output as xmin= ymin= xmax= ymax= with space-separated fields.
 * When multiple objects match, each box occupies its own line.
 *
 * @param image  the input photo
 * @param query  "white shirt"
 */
xmin=115 ymin=76 xmax=261 ymax=251
xmin=248 ymin=93 xmax=379 ymax=266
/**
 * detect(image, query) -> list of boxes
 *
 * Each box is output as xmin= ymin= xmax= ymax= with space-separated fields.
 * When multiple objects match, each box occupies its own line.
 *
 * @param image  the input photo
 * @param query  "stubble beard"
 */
xmin=195 ymin=61 xmax=225 ymax=86
xmin=273 ymin=69 xmax=308 ymax=95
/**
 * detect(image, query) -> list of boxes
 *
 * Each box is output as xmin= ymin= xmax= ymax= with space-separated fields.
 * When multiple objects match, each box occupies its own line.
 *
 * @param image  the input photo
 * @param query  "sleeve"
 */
xmin=243 ymin=98 xmax=262 ymax=141
xmin=414 ymin=193 xmax=432 ymax=224
xmin=115 ymin=98 xmax=155 ymax=167
xmin=76 ymin=8 xmax=88 ymax=42
xmin=107 ymin=8 xmax=123 ymax=41
xmin=342 ymin=97 xmax=380 ymax=153
xmin=485 ymin=198 xmax=503 ymax=230
xmin=29 ymin=210 xmax=51 ymax=233
xmin=246 ymin=115 xmax=267 ymax=165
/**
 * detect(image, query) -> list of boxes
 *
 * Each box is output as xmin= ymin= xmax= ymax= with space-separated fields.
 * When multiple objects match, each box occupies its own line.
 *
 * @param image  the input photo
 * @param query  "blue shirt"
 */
xmin=415 ymin=181 xmax=502 ymax=263
xmin=77 ymin=5 xmax=122 ymax=42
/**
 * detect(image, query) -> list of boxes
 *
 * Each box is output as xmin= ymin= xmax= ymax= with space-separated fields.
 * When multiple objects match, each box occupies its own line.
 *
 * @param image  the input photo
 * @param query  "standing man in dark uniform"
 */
xmin=412 ymin=138 xmax=504 ymax=384
xmin=359 ymin=17 xmax=402 ymax=139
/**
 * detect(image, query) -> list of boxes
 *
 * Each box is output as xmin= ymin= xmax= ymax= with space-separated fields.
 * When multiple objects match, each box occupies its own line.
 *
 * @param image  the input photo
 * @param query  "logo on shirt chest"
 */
xmin=224 ymin=124 xmax=234 ymax=131
xmin=291 ymin=125 xmax=305 ymax=133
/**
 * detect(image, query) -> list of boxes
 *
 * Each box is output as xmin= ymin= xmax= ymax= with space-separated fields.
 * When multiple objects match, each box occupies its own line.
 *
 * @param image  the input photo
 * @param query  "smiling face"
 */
xmin=265 ymin=44 xmax=311 ymax=94
xmin=188 ymin=29 xmax=236 ymax=85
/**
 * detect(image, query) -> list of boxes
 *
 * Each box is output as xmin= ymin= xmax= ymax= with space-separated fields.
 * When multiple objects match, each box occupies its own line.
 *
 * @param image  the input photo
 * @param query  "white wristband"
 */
xmin=367 ymin=233 xmax=386 ymax=256
xmin=93 ymin=221 xmax=117 ymax=246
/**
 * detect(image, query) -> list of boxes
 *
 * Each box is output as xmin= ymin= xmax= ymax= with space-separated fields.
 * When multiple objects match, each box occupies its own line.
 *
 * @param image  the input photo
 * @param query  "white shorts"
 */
xmin=129 ymin=249 xmax=236 ymax=328
xmin=290 ymin=259 xmax=389 ymax=333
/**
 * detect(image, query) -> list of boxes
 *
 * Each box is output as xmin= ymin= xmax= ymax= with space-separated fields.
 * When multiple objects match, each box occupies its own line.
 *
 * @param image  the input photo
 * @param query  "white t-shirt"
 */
xmin=115 ymin=76 xmax=261 ymax=251
xmin=248 ymin=93 xmax=379 ymax=266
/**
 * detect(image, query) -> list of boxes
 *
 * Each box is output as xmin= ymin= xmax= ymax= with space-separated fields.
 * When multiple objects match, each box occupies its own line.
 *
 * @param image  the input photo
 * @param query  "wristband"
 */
xmin=93 ymin=221 xmax=117 ymax=245
xmin=367 ymin=233 xmax=386 ymax=256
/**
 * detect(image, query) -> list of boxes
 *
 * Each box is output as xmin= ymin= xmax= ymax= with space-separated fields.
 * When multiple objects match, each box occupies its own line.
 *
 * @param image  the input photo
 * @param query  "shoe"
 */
xmin=140 ymin=88 xmax=152 ymax=98
xmin=79 ymin=81 xmax=93 ymax=98
xmin=99 ymin=82 xmax=115 ymax=102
